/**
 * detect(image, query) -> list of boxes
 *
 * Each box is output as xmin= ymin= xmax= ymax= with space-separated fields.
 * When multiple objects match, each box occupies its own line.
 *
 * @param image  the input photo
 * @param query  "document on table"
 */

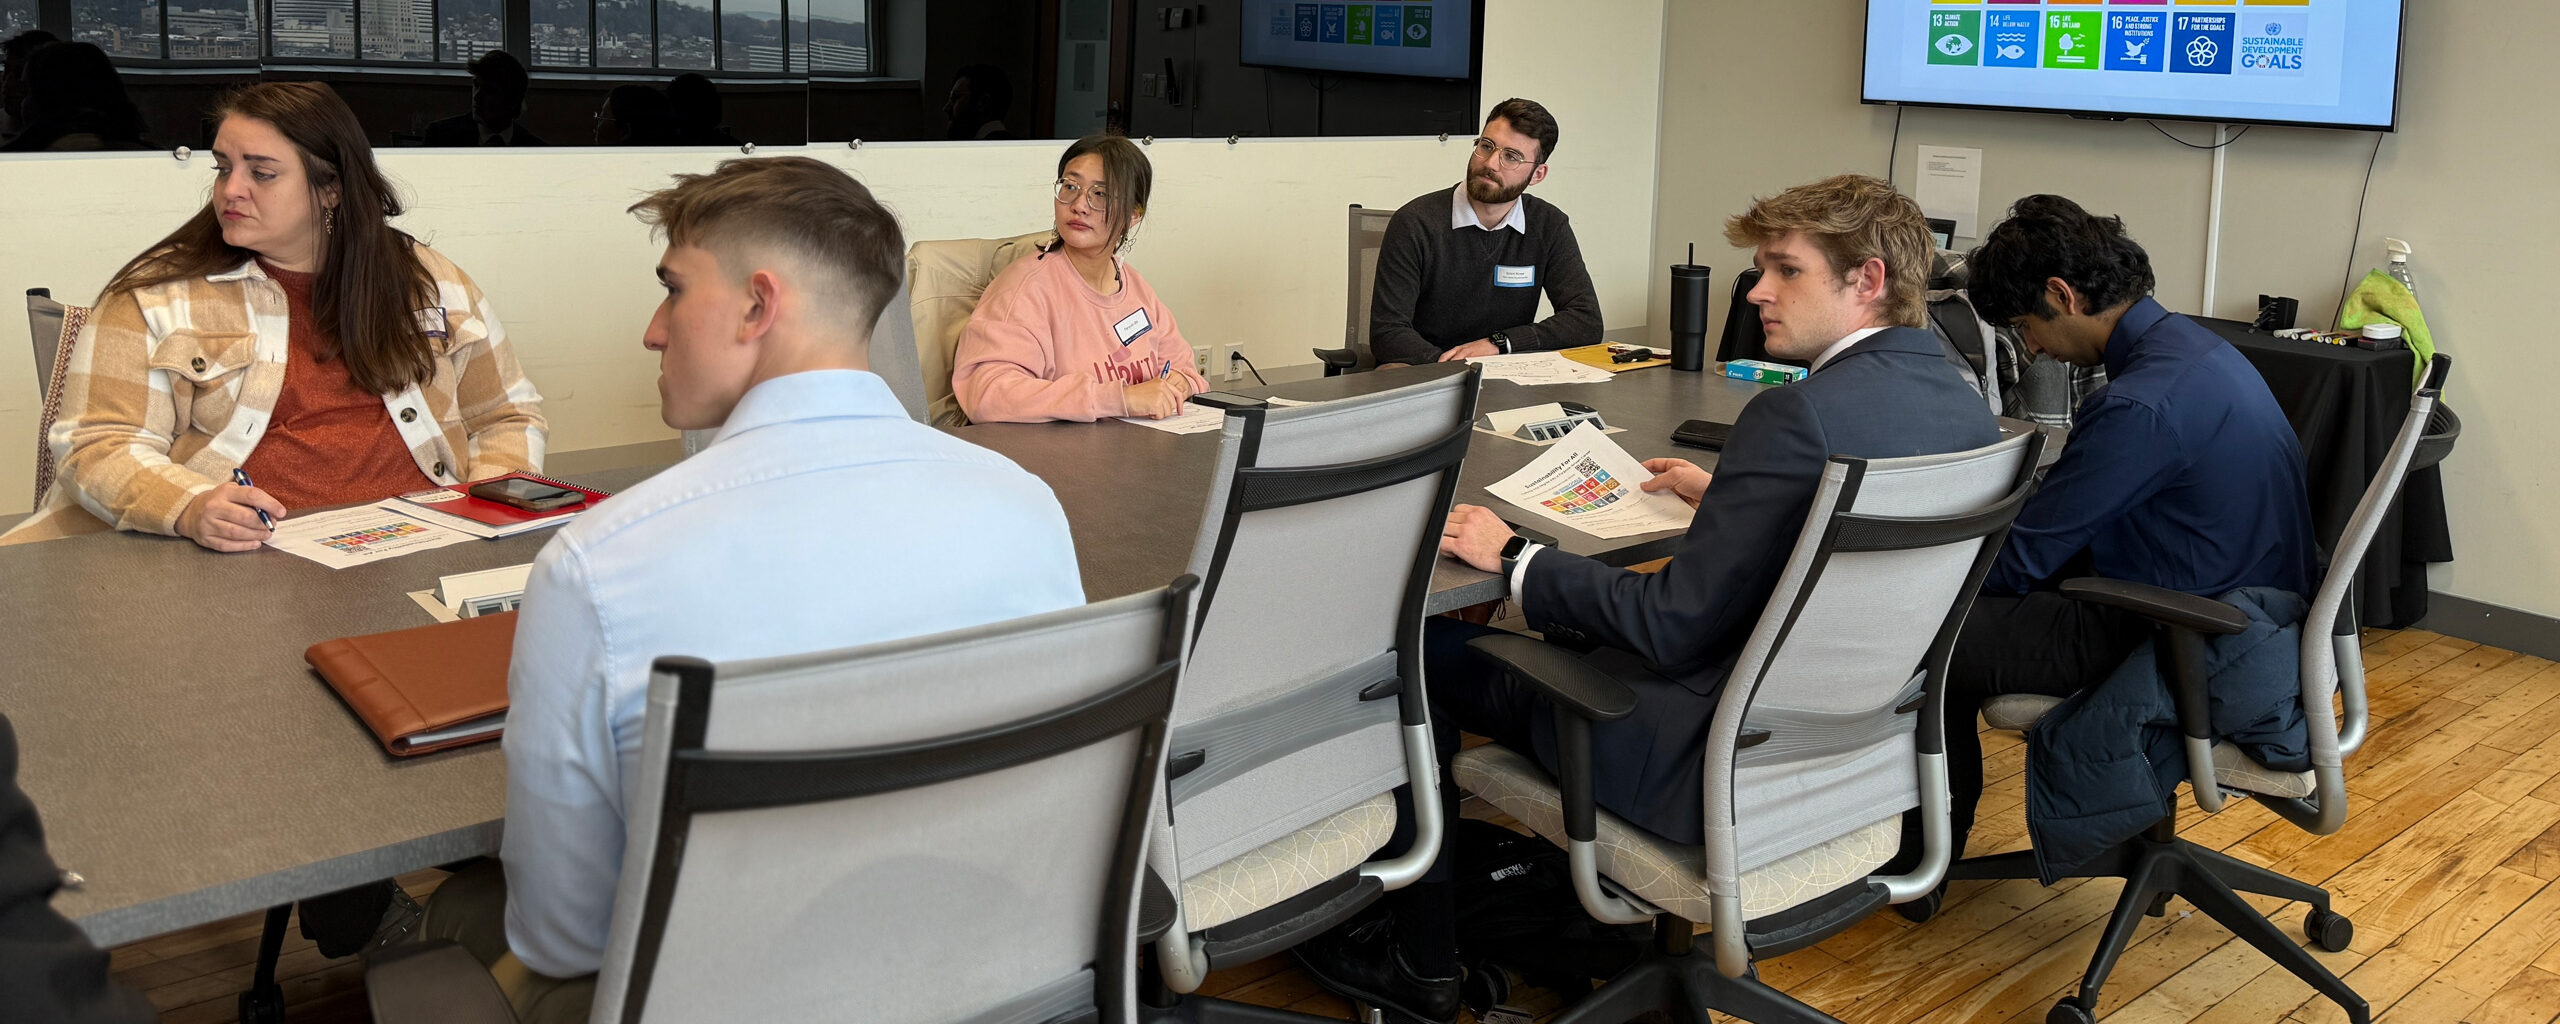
xmin=1476 ymin=403 xmax=1629 ymax=446
xmin=1119 ymin=402 xmax=1230 ymax=434
xmin=1485 ymin=422 xmax=1694 ymax=540
xmin=1466 ymin=351 xmax=1616 ymax=386
xmin=263 ymin=504 xmax=478 ymax=569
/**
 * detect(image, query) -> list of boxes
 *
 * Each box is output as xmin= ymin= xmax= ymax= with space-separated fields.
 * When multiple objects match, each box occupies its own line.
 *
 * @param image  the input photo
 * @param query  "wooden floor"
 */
xmin=110 ymin=628 xmax=2560 ymax=1024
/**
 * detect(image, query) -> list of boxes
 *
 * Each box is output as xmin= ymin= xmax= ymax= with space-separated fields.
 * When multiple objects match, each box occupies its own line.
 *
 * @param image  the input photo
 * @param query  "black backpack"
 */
xmin=1448 ymin=819 xmax=1651 ymax=1010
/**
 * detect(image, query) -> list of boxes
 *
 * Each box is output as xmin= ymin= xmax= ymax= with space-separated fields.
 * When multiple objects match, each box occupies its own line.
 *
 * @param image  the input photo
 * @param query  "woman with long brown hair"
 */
xmin=4 ymin=81 xmax=545 ymax=550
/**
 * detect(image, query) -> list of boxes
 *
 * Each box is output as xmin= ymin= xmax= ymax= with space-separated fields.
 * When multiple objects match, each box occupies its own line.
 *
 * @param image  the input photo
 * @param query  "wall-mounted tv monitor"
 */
xmin=1862 ymin=1 xmax=2406 ymax=131
xmin=1240 ymin=1 xmax=1479 ymax=80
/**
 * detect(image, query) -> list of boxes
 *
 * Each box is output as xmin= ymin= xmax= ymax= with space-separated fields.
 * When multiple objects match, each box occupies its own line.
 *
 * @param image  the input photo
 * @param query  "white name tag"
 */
xmin=1113 ymin=308 xmax=1153 ymax=346
xmin=1494 ymin=265 xmax=1537 ymax=288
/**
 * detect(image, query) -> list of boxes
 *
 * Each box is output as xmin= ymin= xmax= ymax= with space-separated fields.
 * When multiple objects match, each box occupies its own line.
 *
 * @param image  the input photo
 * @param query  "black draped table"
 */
xmin=2200 ymin=317 xmax=2451 ymax=628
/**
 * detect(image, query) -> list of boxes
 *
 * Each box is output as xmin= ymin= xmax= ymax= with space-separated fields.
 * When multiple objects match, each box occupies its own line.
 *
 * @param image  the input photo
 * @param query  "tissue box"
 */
xmin=1723 ymin=359 xmax=1809 ymax=385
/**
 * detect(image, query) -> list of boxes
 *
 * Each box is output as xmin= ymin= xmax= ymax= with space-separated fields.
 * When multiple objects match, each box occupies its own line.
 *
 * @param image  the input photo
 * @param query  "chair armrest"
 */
xmin=366 ymin=941 xmax=514 ymax=1024
xmin=1312 ymin=347 xmax=1357 ymax=370
xmin=2060 ymin=578 xmax=2248 ymax=636
xmin=1138 ymin=866 xmax=1177 ymax=943
xmin=1465 ymin=634 xmax=1637 ymax=722
xmin=1468 ymin=634 xmax=1637 ymax=847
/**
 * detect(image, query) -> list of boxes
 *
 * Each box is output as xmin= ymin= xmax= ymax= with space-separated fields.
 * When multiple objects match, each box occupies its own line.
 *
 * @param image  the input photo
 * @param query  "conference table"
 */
xmin=12 ymin=358 xmax=1803 ymax=952
xmin=2198 ymin=318 xmax=2453 ymax=629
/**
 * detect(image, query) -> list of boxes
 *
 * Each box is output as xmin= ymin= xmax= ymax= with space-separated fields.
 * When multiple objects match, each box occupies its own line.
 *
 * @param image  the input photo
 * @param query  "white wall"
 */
xmin=1648 ymin=0 xmax=2559 ymax=619
xmin=0 ymin=0 xmax=1666 ymax=517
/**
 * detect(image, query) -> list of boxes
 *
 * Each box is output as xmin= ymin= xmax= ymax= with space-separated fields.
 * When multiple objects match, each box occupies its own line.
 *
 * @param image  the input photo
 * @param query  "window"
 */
xmin=74 ymin=0 xmax=163 ymax=59
xmin=527 ymin=0 xmax=582 ymax=65
xmin=655 ymin=0 xmax=710 ymax=70
xmin=362 ymin=0 xmax=433 ymax=61
xmin=594 ymin=0 xmax=644 ymax=67
xmin=439 ymin=0 xmax=500 ymax=62
xmin=805 ymin=0 xmax=864 ymax=73
xmin=170 ymin=0 xmax=260 ymax=59
xmin=268 ymin=0 xmax=350 ymax=58
xmin=30 ymin=0 xmax=866 ymax=72
xmin=719 ymin=0 xmax=778 ymax=71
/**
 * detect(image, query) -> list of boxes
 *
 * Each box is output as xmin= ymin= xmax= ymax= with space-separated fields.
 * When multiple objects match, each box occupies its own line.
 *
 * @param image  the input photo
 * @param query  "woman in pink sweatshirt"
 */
xmin=952 ymin=134 xmax=1211 ymax=422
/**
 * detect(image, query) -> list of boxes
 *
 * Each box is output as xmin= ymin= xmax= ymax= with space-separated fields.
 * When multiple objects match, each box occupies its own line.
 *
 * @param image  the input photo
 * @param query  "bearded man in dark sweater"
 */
xmin=1368 ymin=97 xmax=1602 ymax=366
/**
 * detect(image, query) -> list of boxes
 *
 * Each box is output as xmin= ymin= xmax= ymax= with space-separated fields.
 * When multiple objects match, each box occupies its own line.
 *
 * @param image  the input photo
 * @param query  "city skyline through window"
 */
xmin=26 ymin=0 xmax=861 ymax=72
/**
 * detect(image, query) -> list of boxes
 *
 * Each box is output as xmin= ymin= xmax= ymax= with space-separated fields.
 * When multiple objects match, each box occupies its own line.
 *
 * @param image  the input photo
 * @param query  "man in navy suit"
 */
xmin=1297 ymin=174 xmax=2002 ymax=1024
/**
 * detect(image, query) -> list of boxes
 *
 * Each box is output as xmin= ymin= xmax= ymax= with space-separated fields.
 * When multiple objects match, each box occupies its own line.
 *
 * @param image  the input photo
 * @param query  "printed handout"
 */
xmin=1484 ymin=422 xmax=1694 ymax=540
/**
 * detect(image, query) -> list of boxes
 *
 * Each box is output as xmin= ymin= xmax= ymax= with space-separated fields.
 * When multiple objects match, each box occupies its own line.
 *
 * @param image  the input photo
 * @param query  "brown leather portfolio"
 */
xmin=306 ymin=611 xmax=517 ymax=756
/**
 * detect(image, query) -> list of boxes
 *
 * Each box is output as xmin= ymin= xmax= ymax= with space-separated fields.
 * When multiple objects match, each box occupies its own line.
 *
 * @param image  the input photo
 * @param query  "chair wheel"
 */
xmin=2047 ymin=997 xmax=2096 ymax=1024
xmin=1895 ymin=887 xmax=1944 ymax=924
xmin=2305 ymin=908 xmax=2354 ymax=952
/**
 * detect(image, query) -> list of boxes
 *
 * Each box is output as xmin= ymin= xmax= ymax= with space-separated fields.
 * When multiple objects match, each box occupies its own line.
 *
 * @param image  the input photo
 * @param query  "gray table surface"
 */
xmin=8 ymin=466 xmax=654 ymax=948
xmin=21 ymin=361 xmax=1997 ymax=948
xmin=956 ymin=361 xmax=1772 ymax=612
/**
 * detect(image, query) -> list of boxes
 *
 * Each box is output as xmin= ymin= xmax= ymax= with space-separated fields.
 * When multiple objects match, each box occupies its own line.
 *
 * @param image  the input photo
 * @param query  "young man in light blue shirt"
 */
xmin=417 ymin=156 xmax=1085 ymax=1020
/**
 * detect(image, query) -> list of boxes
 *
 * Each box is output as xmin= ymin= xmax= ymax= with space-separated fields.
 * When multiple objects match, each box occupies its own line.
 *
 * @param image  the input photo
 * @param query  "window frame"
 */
xmin=39 ymin=0 xmax=866 ymax=75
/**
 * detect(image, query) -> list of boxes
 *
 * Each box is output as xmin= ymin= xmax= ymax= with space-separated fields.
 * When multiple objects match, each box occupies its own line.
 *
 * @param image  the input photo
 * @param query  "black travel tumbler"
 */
xmin=1668 ymin=251 xmax=1711 ymax=372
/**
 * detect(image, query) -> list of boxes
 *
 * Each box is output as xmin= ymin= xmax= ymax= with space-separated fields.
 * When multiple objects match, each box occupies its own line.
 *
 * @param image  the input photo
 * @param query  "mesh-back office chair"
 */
xmin=907 ymin=230 xmax=1055 ymax=426
xmin=1452 ymin=431 xmax=2046 ymax=1024
xmin=677 ymin=275 xmax=927 ymax=457
xmin=368 ymin=579 xmax=1200 ymax=1024
xmin=1943 ymin=355 xmax=2455 ymax=1024
xmin=25 ymin=288 xmax=88 ymax=506
xmin=1144 ymin=367 xmax=1482 ymax=1018
xmin=1313 ymin=205 xmax=1396 ymax=376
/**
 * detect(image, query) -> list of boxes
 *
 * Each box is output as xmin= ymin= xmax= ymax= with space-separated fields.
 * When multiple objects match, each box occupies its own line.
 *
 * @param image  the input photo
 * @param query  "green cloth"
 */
xmin=2338 ymin=270 xmax=2437 ymax=388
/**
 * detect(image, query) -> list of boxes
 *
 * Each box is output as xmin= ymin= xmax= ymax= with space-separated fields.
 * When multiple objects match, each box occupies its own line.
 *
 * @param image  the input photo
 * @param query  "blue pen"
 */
xmin=230 ymin=468 xmax=275 ymax=530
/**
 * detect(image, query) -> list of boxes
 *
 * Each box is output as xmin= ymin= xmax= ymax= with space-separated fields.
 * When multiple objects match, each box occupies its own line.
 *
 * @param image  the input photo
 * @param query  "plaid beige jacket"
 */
xmin=2 ymin=243 xmax=546 ymax=544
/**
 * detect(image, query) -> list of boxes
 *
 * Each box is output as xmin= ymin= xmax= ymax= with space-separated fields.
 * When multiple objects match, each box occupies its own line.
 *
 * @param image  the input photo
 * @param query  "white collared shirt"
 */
xmin=1450 ymin=184 xmax=1529 ymax=235
xmin=1811 ymin=326 xmax=1888 ymax=373
xmin=499 ymin=370 xmax=1084 ymax=978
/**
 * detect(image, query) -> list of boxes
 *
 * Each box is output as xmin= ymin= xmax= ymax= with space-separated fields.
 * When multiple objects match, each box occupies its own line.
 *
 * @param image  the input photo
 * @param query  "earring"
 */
xmin=324 ymin=207 xmax=336 ymax=236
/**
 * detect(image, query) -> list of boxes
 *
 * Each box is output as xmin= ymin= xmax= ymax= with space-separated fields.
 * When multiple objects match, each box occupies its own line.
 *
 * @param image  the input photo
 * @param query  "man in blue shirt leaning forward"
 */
xmin=1911 ymin=194 xmax=2316 ymax=884
xmin=416 ymin=157 xmax=1086 ymax=1021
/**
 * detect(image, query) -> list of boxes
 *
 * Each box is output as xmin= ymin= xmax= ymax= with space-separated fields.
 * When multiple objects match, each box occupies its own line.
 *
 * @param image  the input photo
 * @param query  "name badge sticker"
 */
xmin=1113 ymin=308 xmax=1153 ymax=346
xmin=1494 ymin=265 xmax=1537 ymax=288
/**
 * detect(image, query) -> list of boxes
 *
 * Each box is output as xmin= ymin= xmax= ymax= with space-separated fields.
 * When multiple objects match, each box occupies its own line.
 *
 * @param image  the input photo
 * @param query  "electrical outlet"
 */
xmin=1193 ymin=346 xmax=1209 ymax=377
xmin=1216 ymin=343 xmax=1243 ymax=382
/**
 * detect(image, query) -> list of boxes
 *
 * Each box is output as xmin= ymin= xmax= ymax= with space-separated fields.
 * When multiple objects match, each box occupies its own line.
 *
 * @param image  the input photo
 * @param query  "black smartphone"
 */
xmin=1671 ymin=419 xmax=1732 ymax=452
xmin=469 ymin=476 xmax=586 ymax=512
xmin=1191 ymin=391 xmax=1267 ymax=410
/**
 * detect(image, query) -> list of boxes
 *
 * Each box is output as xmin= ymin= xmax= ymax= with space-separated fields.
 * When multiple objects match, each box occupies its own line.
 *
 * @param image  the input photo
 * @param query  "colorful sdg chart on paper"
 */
xmin=318 ymin=521 xmax=429 ymax=555
xmin=1919 ymin=1 xmax=2313 ymax=77
xmin=1291 ymin=4 xmax=1434 ymax=47
xmin=1540 ymin=458 xmax=1627 ymax=516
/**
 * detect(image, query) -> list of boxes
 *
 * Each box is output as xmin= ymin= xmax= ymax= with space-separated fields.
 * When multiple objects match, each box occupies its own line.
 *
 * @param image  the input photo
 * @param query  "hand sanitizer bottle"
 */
xmin=2384 ymin=237 xmax=2416 ymax=295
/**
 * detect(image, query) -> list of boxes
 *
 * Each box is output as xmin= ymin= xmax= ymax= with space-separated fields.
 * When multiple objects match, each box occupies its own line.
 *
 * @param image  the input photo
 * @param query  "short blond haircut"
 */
xmin=1723 ymin=173 xmax=1932 ymax=329
xmin=629 ymin=156 xmax=906 ymax=338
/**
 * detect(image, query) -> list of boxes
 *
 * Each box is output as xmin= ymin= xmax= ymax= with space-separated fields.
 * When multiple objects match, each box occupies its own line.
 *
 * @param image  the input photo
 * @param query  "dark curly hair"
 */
xmin=1966 ymin=194 xmax=2156 ymax=326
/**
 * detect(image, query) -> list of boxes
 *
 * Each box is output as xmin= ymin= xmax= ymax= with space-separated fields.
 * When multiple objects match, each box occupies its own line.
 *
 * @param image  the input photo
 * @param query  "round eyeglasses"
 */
xmin=1054 ymin=178 xmax=1113 ymax=213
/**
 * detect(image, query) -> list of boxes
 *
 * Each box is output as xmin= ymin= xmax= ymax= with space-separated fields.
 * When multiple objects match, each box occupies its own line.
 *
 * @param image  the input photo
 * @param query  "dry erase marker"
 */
xmin=230 ymin=468 xmax=274 ymax=530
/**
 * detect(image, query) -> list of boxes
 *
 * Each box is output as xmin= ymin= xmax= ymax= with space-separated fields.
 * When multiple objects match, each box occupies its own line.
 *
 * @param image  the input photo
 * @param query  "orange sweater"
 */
xmin=237 ymin=262 xmax=436 ymax=508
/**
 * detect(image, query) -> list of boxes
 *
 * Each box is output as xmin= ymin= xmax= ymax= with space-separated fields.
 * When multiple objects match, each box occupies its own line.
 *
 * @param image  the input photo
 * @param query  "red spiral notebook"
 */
xmin=389 ymin=472 xmax=613 ymax=539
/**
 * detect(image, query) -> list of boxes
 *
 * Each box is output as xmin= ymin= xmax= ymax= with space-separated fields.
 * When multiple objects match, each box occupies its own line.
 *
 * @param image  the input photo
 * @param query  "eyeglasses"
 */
xmin=1472 ymin=138 xmax=1535 ymax=170
xmin=1053 ymin=178 xmax=1113 ymax=212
